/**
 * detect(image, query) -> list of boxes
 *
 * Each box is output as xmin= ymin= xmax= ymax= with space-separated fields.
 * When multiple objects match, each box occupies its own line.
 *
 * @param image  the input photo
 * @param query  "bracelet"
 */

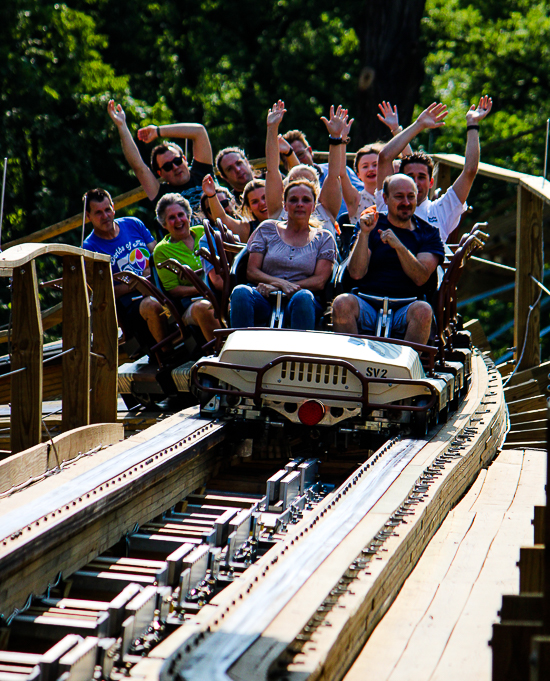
xmin=156 ymin=125 xmax=162 ymax=138
xmin=328 ymin=136 xmax=343 ymax=145
xmin=391 ymin=125 xmax=403 ymax=134
xmin=281 ymin=149 xmax=294 ymax=157
xmin=205 ymin=193 xmax=216 ymax=198
xmin=466 ymin=125 xmax=480 ymax=131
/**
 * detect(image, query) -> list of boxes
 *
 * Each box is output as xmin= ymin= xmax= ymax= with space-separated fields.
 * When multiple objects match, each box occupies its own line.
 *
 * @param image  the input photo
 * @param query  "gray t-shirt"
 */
xmin=247 ymin=220 xmax=337 ymax=282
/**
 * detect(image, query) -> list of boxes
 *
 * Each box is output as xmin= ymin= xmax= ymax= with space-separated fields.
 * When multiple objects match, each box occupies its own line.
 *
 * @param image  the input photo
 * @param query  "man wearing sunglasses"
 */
xmin=108 ymin=99 xmax=214 ymax=223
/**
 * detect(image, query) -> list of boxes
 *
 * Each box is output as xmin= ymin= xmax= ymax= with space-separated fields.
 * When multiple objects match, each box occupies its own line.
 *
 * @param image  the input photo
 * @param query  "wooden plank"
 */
xmin=498 ymin=360 xmax=516 ymax=377
xmin=507 ymin=428 xmax=547 ymax=444
xmin=10 ymin=262 xmax=43 ymax=454
xmin=509 ymin=409 xmax=548 ymax=424
xmin=0 ymin=302 xmax=63 ymax=345
xmin=514 ymin=185 xmax=543 ymax=371
xmin=342 ymin=448 xmax=546 ymax=681
xmin=463 ymin=319 xmax=492 ymax=355
xmin=531 ymin=636 xmax=550 ymax=681
xmin=533 ymin=506 xmax=545 ymax=545
xmin=0 ymin=243 xmax=110 ymax=277
xmin=510 ymin=419 xmax=547 ymax=432
xmin=1 ymin=187 xmax=147 ymax=251
xmin=0 ymin=423 xmax=123 ymax=494
xmin=504 ymin=379 xmax=541 ymax=403
xmin=90 ymin=262 xmax=118 ymax=424
xmin=502 ymin=360 xmax=550 ymax=393
xmin=62 ymin=255 xmax=90 ymax=432
xmin=519 ymin=175 xmax=550 ymax=207
xmin=506 ymin=395 xmax=548 ymax=415
xmin=492 ymin=622 xmax=542 ymax=681
xmin=518 ymin=545 xmax=544 ymax=593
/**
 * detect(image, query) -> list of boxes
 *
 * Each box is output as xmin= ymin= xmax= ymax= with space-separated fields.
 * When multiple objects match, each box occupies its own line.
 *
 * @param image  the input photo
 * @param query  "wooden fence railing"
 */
xmin=0 ymin=244 xmax=118 ymax=453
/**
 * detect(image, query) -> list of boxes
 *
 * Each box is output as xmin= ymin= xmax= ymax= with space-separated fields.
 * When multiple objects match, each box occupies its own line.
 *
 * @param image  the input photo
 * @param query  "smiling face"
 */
xmin=383 ymin=175 xmax=417 ymax=225
xmin=356 ymin=153 xmax=378 ymax=193
xmin=219 ymin=152 xmax=253 ymax=191
xmin=163 ymin=202 xmax=191 ymax=241
xmin=284 ymin=184 xmax=316 ymax=223
xmin=246 ymin=187 xmax=268 ymax=221
xmin=156 ymin=146 xmax=191 ymax=186
xmin=87 ymin=198 xmax=116 ymax=237
xmin=402 ymin=162 xmax=433 ymax=205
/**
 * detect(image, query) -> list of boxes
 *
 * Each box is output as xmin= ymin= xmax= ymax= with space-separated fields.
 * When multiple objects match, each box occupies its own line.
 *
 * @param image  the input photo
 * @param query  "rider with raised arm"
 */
xmin=340 ymin=102 xmax=413 ymax=225
xmin=265 ymin=100 xmax=342 ymax=238
xmin=376 ymin=96 xmax=492 ymax=242
xmin=107 ymin=100 xmax=214 ymax=223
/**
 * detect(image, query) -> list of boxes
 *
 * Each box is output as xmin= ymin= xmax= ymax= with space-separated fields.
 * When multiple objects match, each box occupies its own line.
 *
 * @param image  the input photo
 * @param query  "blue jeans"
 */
xmin=230 ymin=285 xmax=323 ymax=330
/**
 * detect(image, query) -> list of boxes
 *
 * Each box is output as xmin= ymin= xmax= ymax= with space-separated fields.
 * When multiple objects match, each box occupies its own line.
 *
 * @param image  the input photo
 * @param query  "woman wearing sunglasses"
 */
xmin=154 ymin=193 xmax=219 ymax=342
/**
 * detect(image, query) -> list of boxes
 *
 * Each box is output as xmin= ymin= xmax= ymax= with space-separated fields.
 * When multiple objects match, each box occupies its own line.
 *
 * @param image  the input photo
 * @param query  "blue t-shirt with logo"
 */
xmin=83 ymin=216 xmax=154 ymax=276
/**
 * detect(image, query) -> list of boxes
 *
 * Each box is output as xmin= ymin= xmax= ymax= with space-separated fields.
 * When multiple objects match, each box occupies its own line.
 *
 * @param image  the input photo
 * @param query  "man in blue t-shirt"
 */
xmin=83 ymin=188 xmax=168 ymax=346
xmin=331 ymin=174 xmax=444 ymax=345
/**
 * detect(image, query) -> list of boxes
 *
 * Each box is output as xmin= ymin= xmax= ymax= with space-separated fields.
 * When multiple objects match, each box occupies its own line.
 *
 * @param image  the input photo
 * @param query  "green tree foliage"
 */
xmin=420 ymin=0 xmax=550 ymax=174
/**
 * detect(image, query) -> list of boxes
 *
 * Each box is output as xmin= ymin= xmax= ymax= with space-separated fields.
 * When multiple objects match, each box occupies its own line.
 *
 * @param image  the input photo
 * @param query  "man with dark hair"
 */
xmin=331 ymin=174 xmax=444 ymax=345
xmin=83 ymin=188 xmax=168 ymax=349
xmin=376 ymin=97 xmax=492 ymax=242
xmin=214 ymin=147 xmax=255 ymax=203
xmin=108 ymin=100 xmax=214 ymax=223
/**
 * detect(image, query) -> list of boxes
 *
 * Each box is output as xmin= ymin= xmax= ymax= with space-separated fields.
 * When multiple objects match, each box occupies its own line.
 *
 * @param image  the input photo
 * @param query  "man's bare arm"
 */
xmin=451 ymin=95 xmax=492 ymax=204
xmin=376 ymin=103 xmax=448 ymax=190
xmin=108 ymin=100 xmax=160 ymax=200
xmin=138 ymin=123 xmax=213 ymax=165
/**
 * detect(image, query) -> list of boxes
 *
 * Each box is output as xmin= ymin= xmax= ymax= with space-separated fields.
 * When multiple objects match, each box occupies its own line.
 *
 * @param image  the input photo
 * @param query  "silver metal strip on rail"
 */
xmin=175 ymin=437 xmax=427 ymax=681
xmin=0 ymin=411 xmax=223 ymax=541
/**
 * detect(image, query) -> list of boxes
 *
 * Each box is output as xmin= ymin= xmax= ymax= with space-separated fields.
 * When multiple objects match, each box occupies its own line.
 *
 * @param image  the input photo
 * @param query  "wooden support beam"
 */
xmin=90 ymin=262 xmax=118 ymax=424
xmin=534 ymin=506 xmax=545 ymax=545
xmin=519 ymin=545 xmax=544 ymax=593
xmin=491 ymin=621 xmax=542 ymax=681
xmin=531 ymin=636 xmax=550 ymax=681
xmin=10 ymin=262 xmax=43 ymax=454
xmin=62 ymin=255 xmax=90 ymax=432
xmin=514 ymin=186 xmax=543 ymax=371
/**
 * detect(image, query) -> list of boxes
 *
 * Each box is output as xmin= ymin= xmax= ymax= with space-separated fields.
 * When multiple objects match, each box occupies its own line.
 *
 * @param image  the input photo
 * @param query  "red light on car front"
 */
xmin=298 ymin=400 xmax=326 ymax=426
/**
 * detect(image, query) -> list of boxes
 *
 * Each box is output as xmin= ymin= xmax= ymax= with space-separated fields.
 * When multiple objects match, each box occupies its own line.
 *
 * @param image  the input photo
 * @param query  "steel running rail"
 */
xmin=167 ymin=437 xmax=428 ymax=681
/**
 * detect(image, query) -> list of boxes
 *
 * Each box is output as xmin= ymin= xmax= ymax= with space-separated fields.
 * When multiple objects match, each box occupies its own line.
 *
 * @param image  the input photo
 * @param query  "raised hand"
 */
xmin=377 ymin=101 xmax=400 ymax=132
xmin=107 ymin=100 xmax=126 ymax=128
xmin=137 ymin=125 xmax=159 ymax=144
xmin=466 ymin=95 xmax=493 ymax=124
xmin=417 ymin=102 xmax=448 ymax=130
xmin=202 ymin=174 xmax=217 ymax=196
xmin=320 ymin=105 xmax=352 ymax=138
xmin=267 ymin=100 xmax=287 ymax=128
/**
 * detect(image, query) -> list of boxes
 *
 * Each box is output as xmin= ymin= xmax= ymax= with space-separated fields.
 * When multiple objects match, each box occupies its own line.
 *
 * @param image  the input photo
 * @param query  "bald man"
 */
xmin=331 ymin=174 xmax=444 ymax=344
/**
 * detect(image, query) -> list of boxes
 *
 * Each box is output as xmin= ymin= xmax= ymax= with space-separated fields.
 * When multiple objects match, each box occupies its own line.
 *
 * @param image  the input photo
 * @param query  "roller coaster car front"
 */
xmin=192 ymin=329 xmax=467 ymax=436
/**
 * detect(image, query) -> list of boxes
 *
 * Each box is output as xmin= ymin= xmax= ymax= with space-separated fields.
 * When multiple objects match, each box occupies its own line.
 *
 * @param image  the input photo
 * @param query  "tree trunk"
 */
xmin=356 ymin=0 xmax=427 ymax=145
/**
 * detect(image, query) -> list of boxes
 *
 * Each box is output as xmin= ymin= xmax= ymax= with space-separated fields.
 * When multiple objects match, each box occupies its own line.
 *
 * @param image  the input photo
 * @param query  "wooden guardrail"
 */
xmin=0 ymin=244 xmax=118 ymax=453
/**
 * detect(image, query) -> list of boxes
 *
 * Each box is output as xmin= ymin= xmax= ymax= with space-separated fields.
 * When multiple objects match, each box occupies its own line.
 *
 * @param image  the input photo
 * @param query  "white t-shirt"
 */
xmin=348 ymin=188 xmax=376 ymax=225
xmin=374 ymin=186 xmax=466 ymax=243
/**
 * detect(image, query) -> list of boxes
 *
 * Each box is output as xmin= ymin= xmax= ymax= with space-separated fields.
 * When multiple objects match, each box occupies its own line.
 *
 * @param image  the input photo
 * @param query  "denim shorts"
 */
xmin=356 ymin=296 xmax=414 ymax=335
